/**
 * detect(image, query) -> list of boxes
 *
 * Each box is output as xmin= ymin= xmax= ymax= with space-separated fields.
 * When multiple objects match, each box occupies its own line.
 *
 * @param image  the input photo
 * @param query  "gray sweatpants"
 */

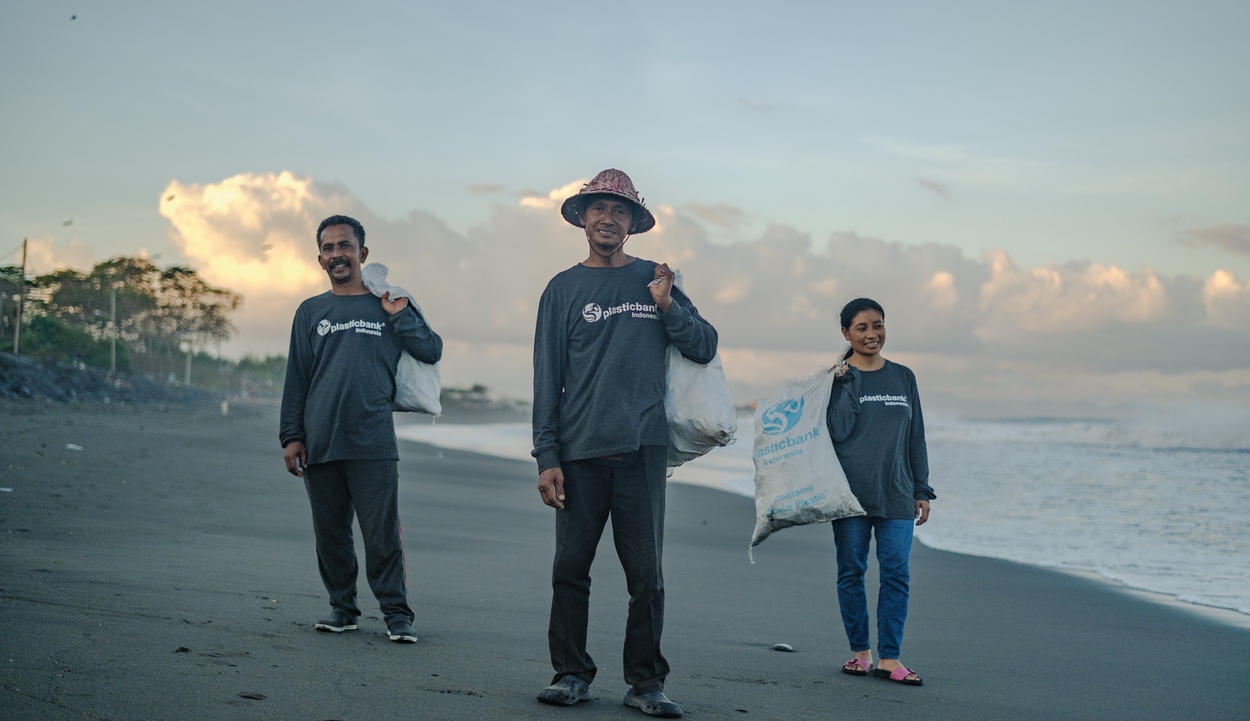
xmin=548 ymin=445 xmax=670 ymax=694
xmin=303 ymin=459 xmax=414 ymax=624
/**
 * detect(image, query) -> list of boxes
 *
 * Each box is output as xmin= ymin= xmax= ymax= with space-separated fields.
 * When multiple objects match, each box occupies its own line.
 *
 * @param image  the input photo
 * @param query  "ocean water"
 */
xmin=394 ymin=414 xmax=1250 ymax=619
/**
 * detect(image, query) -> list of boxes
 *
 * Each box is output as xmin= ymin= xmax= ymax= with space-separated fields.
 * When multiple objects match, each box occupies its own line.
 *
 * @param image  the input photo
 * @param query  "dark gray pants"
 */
xmin=548 ymin=446 xmax=670 ymax=694
xmin=303 ymin=459 xmax=413 ymax=624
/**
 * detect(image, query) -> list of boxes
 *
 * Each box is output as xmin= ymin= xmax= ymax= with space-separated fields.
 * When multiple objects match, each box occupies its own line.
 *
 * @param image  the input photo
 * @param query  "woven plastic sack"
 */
xmin=361 ymin=263 xmax=442 ymax=416
xmin=665 ymin=269 xmax=736 ymax=467
xmin=750 ymin=368 xmax=864 ymax=552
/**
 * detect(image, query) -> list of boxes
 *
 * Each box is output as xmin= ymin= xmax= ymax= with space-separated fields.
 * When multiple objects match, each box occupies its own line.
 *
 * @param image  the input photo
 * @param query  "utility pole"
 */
xmin=109 ymin=286 xmax=117 ymax=374
xmin=12 ymin=238 xmax=27 ymax=355
xmin=180 ymin=338 xmax=193 ymax=387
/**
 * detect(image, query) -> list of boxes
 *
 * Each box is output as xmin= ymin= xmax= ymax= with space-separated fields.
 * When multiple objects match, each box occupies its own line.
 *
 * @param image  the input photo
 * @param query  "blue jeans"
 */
xmin=832 ymin=516 xmax=914 ymax=659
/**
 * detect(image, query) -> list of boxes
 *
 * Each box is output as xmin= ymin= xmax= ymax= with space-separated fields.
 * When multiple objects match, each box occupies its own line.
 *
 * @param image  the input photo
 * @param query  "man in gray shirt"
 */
xmin=533 ymin=170 xmax=718 ymax=718
xmin=280 ymin=215 xmax=442 ymax=644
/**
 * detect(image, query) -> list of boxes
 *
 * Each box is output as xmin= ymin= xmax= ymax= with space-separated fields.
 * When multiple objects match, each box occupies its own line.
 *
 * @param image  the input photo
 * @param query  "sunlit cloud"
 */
xmin=685 ymin=202 xmax=748 ymax=228
xmin=1202 ymin=270 xmax=1250 ymax=329
xmin=138 ymin=171 xmax=1250 ymax=411
xmin=21 ymin=235 xmax=101 ymax=276
xmin=518 ymin=180 xmax=587 ymax=210
xmin=977 ymin=250 xmax=1169 ymax=335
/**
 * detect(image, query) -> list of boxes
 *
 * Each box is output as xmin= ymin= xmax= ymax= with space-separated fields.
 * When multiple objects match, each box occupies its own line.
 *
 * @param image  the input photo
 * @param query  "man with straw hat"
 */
xmin=532 ymin=169 xmax=719 ymax=718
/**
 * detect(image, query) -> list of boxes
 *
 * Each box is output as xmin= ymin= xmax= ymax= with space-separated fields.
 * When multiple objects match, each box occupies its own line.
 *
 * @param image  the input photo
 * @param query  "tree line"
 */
xmin=0 ymin=256 xmax=245 ymax=382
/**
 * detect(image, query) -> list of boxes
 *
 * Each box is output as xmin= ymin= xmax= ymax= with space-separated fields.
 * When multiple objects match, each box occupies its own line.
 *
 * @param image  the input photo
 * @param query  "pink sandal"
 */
xmin=841 ymin=657 xmax=872 ymax=676
xmin=872 ymin=665 xmax=923 ymax=686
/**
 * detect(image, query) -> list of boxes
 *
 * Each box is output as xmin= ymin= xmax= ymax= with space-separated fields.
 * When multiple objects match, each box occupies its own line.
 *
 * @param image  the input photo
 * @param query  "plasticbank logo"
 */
xmin=317 ymin=318 xmax=385 ymax=337
xmin=761 ymin=397 xmax=805 ymax=436
xmin=582 ymin=300 xmax=659 ymax=323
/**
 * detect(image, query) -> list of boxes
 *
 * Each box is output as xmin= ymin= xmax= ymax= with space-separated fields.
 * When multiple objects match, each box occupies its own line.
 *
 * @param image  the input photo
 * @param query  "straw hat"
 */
xmin=560 ymin=169 xmax=656 ymax=235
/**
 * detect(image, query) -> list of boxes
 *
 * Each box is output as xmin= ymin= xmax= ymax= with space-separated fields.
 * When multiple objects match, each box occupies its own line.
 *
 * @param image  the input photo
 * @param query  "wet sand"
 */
xmin=1 ymin=399 xmax=1247 ymax=720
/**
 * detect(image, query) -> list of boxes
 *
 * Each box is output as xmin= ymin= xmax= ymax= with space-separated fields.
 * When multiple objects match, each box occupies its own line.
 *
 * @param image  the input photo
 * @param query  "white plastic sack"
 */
xmin=361 ymin=263 xmax=442 ymax=416
xmin=665 ymin=269 xmax=737 ymax=468
xmin=750 ymin=368 xmax=864 ymax=552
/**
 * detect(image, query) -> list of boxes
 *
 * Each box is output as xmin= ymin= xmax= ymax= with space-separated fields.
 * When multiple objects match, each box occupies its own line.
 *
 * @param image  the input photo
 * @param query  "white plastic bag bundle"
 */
xmin=361 ymin=263 xmax=442 ymax=416
xmin=750 ymin=369 xmax=864 ymax=552
xmin=664 ymin=269 xmax=737 ymax=468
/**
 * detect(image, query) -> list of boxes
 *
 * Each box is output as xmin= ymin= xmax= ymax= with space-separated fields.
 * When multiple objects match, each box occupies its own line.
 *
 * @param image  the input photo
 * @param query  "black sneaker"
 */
xmin=387 ymin=620 xmax=418 ymax=643
xmin=314 ymin=610 xmax=358 ymax=633
xmin=623 ymin=689 xmax=683 ymax=718
xmin=537 ymin=675 xmax=592 ymax=706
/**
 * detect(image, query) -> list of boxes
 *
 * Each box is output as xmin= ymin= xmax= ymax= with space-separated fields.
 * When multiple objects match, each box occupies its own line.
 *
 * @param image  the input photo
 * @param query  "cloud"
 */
xmin=149 ymin=171 xmax=1250 ymax=412
xmin=684 ymin=202 xmax=748 ymax=228
xmin=916 ymin=178 xmax=951 ymax=198
xmin=518 ymin=180 xmax=587 ymax=210
xmin=159 ymin=171 xmax=471 ymax=356
xmin=1181 ymin=223 xmax=1250 ymax=255
xmin=1202 ymin=270 xmax=1250 ymax=330
xmin=19 ymin=235 xmax=100 ymax=276
xmin=977 ymin=251 xmax=1170 ymax=335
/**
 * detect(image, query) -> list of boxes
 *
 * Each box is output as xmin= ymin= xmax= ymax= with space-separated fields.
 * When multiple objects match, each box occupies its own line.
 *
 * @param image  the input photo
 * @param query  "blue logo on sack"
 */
xmin=761 ymin=397 xmax=804 ymax=436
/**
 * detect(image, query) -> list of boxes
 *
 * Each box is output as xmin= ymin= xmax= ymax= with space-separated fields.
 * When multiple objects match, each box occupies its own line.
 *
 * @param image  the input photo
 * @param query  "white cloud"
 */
xmin=21 ymin=235 xmax=100 ymax=276
xmin=1203 ymin=270 xmax=1250 ymax=330
xmin=146 ymin=171 xmax=1250 ymax=412
xmin=518 ymin=180 xmax=586 ymax=211
xmin=977 ymin=250 xmax=1170 ymax=335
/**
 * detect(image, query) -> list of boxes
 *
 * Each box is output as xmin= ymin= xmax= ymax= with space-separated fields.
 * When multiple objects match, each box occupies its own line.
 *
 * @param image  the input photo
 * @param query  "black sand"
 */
xmin=1 ymin=400 xmax=1247 ymax=720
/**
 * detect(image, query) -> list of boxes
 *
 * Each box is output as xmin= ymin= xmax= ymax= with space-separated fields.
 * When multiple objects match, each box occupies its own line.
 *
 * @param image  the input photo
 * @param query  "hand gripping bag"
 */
xmin=361 ymin=263 xmax=442 ymax=416
xmin=665 ymin=269 xmax=737 ymax=468
xmin=750 ymin=368 xmax=864 ymax=553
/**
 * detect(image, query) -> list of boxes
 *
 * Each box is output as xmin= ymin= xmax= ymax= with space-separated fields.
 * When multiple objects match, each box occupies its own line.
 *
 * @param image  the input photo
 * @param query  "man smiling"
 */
xmin=532 ymin=170 xmax=719 ymax=717
xmin=280 ymin=214 xmax=442 ymax=644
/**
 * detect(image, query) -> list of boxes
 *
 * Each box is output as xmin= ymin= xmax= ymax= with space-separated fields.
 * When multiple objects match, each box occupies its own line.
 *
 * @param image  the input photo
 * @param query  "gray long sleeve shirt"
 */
xmin=280 ymin=291 xmax=442 ymax=464
xmin=826 ymin=360 xmax=935 ymax=518
xmin=532 ymin=259 xmax=719 ymax=472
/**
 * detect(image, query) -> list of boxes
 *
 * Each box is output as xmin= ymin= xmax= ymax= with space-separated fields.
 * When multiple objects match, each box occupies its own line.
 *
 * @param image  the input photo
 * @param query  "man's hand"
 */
xmin=914 ymin=500 xmax=930 ymax=526
xmin=647 ymin=263 xmax=674 ymax=313
xmin=538 ymin=467 xmax=566 ymax=509
xmin=380 ymin=291 xmax=409 ymax=315
xmin=283 ymin=441 xmax=308 ymax=477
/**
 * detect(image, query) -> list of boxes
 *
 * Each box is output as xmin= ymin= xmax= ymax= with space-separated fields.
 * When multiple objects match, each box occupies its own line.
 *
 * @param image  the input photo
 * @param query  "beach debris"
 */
xmin=0 ymin=488 xmax=12 ymax=493
xmin=65 ymin=444 xmax=83 ymax=451
xmin=238 ymin=692 xmax=266 ymax=701
xmin=773 ymin=643 xmax=794 ymax=652
xmin=174 ymin=647 xmax=190 ymax=653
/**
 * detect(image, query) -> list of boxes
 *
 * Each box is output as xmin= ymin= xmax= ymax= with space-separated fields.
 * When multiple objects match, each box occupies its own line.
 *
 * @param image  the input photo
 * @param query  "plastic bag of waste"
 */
xmin=663 ymin=269 xmax=736 ymax=468
xmin=750 ymin=368 xmax=863 ymax=553
xmin=361 ymin=263 xmax=442 ymax=416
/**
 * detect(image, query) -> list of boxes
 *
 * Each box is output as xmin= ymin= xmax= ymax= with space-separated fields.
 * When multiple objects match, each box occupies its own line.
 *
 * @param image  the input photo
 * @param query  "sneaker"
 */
xmin=386 ymin=620 xmax=418 ymax=643
xmin=536 ymin=675 xmax=592 ymax=706
xmin=314 ymin=610 xmax=358 ymax=633
xmin=623 ymin=689 xmax=683 ymax=718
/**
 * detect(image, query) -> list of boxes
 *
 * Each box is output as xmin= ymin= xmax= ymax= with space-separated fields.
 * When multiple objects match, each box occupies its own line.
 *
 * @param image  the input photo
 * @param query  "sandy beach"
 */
xmin=1 ymin=399 xmax=1247 ymax=721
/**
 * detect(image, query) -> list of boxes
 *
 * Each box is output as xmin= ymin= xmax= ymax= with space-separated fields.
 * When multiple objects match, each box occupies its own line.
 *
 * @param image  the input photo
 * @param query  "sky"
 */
xmin=2 ymin=1 xmax=1248 ymax=418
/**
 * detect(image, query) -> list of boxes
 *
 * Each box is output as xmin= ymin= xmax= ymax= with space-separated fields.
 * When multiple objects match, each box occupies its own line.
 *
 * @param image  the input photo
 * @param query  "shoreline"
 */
xmin=394 ymin=416 xmax=1250 ymax=629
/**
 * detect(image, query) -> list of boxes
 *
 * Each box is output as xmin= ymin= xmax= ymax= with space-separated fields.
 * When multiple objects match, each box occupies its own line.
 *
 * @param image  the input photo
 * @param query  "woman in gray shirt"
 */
xmin=826 ymin=298 xmax=935 ymax=686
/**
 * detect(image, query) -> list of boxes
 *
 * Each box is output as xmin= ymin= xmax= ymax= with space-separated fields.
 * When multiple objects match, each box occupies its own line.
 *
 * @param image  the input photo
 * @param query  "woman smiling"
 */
xmin=826 ymin=297 xmax=935 ymax=686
